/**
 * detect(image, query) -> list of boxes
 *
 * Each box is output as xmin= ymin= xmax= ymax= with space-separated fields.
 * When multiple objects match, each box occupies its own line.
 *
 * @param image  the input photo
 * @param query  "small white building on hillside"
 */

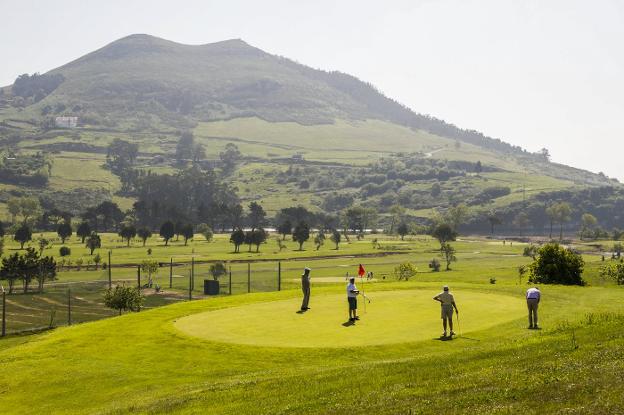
xmin=55 ymin=116 xmax=78 ymax=128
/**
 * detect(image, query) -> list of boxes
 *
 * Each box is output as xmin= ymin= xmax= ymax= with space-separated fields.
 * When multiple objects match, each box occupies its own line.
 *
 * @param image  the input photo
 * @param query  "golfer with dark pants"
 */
xmin=526 ymin=287 xmax=541 ymax=329
xmin=347 ymin=277 xmax=359 ymax=322
xmin=300 ymin=267 xmax=311 ymax=311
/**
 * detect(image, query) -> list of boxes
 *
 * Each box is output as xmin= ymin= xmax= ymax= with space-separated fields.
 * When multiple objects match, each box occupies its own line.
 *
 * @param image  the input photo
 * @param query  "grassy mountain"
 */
xmin=0 ymin=34 xmax=619 ymax=228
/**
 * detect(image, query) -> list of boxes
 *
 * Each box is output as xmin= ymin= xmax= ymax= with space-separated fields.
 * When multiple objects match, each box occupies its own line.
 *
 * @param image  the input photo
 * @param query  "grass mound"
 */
xmin=174 ymin=289 xmax=524 ymax=347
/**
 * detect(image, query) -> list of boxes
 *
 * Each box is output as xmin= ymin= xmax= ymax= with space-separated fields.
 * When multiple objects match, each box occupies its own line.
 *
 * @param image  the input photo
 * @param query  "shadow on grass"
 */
xmin=342 ymin=320 xmax=355 ymax=327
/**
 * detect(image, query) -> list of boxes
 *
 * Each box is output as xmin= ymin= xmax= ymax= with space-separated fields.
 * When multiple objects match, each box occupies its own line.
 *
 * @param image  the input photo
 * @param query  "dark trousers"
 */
xmin=527 ymin=298 xmax=539 ymax=327
xmin=301 ymin=286 xmax=310 ymax=309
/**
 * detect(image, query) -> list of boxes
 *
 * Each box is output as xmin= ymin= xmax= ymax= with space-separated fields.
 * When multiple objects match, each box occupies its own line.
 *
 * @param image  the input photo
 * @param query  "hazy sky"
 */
xmin=2 ymin=0 xmax=623 ymax=180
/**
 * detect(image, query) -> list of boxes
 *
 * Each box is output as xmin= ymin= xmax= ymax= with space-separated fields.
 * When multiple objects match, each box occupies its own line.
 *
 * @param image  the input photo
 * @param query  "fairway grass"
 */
xmin=175 ymin=289 xmax=524 ymax=347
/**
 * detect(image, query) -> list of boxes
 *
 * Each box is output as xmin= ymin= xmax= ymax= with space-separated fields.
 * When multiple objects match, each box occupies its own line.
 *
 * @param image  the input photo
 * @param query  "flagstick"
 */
xmin=361 ymin=275 xmax=366 ymax=314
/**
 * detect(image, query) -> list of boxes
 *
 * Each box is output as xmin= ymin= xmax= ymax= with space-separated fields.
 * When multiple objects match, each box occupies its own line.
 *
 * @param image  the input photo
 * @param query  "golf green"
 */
xmin=174 ymin=289 xmax=525 ymax=347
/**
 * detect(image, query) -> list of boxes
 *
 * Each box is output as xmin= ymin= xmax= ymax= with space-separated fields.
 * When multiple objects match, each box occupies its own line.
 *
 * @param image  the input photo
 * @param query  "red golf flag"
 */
xmin=358 ymin=264 xmax=365 ymax=278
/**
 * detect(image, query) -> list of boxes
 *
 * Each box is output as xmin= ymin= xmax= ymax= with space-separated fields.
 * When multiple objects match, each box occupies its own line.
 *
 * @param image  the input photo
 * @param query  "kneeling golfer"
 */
xmin=347 ymin=277 xmax=360 ymax=322
xmin=433 ymin=285 xmax=459 ymax=338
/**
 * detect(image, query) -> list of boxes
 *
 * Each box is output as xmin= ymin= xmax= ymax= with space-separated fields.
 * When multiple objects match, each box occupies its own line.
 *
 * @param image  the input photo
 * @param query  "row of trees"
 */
xmin=0 ymin=248 xmax=57 ymax=294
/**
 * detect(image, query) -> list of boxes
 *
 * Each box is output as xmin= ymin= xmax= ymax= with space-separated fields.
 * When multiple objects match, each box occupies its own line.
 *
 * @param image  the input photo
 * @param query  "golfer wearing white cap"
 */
xmin=300 ymin=267 xmax=311 ymax=311
xmin=433 ymin=285 xmax=459 ymax=338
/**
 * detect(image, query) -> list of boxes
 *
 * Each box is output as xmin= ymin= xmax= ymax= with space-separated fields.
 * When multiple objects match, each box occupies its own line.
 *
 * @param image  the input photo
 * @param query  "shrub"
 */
xmin=429 ymin=258 xmax=441 ymax=272
xmin=600 ymin=262 xmax=624 ymax=285
xmin=525 ymin=243 xmax=585 ymax=285
xmin=59 ymin=246 xmax=71 ymax=257
xmin=393 ymin=262 xmax=418 ymax=280
xmin=210 ymin=262 xmax=227 ymax=281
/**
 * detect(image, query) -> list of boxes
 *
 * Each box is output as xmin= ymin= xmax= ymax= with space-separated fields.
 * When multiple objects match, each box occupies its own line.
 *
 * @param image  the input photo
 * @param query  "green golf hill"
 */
xmin=2 ymin=280 xmax=624 ymax=413
xmin=174 ymin=289 xmax=524 ymax=347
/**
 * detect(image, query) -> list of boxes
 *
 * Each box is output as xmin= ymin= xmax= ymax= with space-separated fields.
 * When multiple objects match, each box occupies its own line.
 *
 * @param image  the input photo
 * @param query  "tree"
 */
xmin=613 ymin=242 xmax=623 ymax=258
xmin=580 ymin=213 xmax=598 ymax=240
xmin=230 ymin=228 xmax=245 ymax=253
xmin=141 ymin=260 xmax=159 ymax=287
xmin=0 ymin=221 xmax=5 ymax=238
xmin=440 ymin=242 xmax=457 ymax=271
xmin=250 ymin=228 xmax=267 ymax=252
xmin=388 ymin=205 xmax=406 ymax=234
xmin=276 ymin=220 xmax=293 ymax=240
xmin=330 ymin=229 xmax=341 ymax=250
xmin=0 ymin=252 xmax=23 ymax=293
xmin=36 ymin=255 xmax=56 ymax=293
xmin=486 ymin=211 xmax=502 ymax=235
xmin=181 ymin=224 xmax=194 ymax=246
xmin=7 ymin=197 xmax=42 ymax=225
xmin=444 ymin=203 xmax=469 ymax=231
xmin=137 ymin=227 xmax=152 ymax=246
xmin=397 ymin=223 xmax=409 ymax=241
xmin=57 ymin=222 xmax=72 ymax=243
xmin=196 ymin=223 xmax=213 ymax=242
xmin=292 ymin=222 xmax=310 ymax=251
xmin=86 ymin=232 xmax=101 ymax=255
xmin=37 ymin=237 xmax=49 ymax=255
xmin=523 ymin=244 xmax=539 ymax=260
xmin=247 ymin=202 xmax=266 ymax=231
xmin=219 ymin=143 xmax=242 ymax=173
xmin=119 ymin=225 xmax=137 ymax=247
xmin=95 ymin=201 xmax=124 ymax=231
xmin=551 ymin=202 xmax=572 ymax=241
xmin=512 ymin=212 xmax=530 ymax=236
xmin=393 ymin=262 xmax=418 ymax=280
xmin=475 ymin=160 xmax=483 ymax=174
xmin=160 ymin=221 xmax=175 ymax=246
xmin=209 ymin=262 xmax=227 ymax=280
xmin=104 ymin=285 xmax=144 ymax=315
xmin=93 ymin=253 xmax=102 ymax=270
xmin=14 ymin=224 xmax=32 ymax=249
xmin=175 ymin=131 xmax=195 ymax=163
xmin=524 ymin=243 xmax=584 ymax=285
xmin=431 ymin=223 xmax=457 ymax=247
xmin=76 ymin=222 xmax=91 ymax=243
xmin=314 ymin=231 xmax=325 ymax=251
xmin=431 ymin=182 xmax=442 ymax=198
xmin=545 ymin=204 xmax=557 ymax=240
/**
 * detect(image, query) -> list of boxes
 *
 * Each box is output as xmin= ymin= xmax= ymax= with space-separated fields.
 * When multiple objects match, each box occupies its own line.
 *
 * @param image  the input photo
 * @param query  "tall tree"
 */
xmin=86 ymin=232 xmax=101 ymax=255
xmin=230 ymin=228 xmax=245 ymax=253
xmin=119 ymin=225 xmax=137 ymax=247
xmin=175 ymin=131 xmax=195 ymax=163
xmin=292 ymin=222 xmax=310 ymax=251
xmin=219 ymin=143 xmax=242 ymax=173
xmin=486 ymin=211 xmax=502 ymax=235
xmin=57 ymin=222 xmax=72 ymax=244
xmin=159 ymin=221 xmax=175 ymax=246
xmin=247 ymin=202 xmax=266 ymax=231
xmin=580 ymin=213 xmax=598 ymax=240
xmin=14 ymin=224 xmax=32 ymax=249
xmin=276 ymin=220 xmax=292 ymax=240
xmin=137 ymin=227 xmax=152 ymax=246
xmin=76 ymin=222 xmax=91 ymax=243
xmin=397 ymin=223 xmax=409 ymax=241
xmin=181 ymin=224 xmax=194 ymax=246
xmin=553 ymin=202 xmax=572 ymax=240
xmin=330 ymin=229 xmax=341 ymax=250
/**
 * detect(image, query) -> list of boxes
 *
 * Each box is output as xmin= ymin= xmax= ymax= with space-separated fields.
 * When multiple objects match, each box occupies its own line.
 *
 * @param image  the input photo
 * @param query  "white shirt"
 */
xmin=526 ymin=288 xmax=541 ymax=300
xmin=347 ymin=283 xmax=358 ymax=298
xmin=435 ymin=291 xmax=455 ymax=306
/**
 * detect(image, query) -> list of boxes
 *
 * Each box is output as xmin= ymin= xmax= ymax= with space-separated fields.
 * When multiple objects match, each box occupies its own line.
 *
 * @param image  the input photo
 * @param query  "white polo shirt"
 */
xmin=347 ymin=283 xmax=358 ymax=297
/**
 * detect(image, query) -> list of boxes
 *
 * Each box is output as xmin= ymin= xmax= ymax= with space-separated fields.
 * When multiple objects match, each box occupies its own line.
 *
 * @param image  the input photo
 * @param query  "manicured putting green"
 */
xmin=174 ymin=289 xmax=525 ymax=348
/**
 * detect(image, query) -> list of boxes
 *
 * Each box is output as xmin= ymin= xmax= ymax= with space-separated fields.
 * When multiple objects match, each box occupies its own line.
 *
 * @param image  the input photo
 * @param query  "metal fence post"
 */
xmin=191 ymin=257 xmax=195 ymax=291
xmin=229 ymin=266 xmax=232 ymax=295
xmin=247 ymin=263 xmax=251 ymax=293
xmin=1 ymin=286 xmax=6 ymax=337
xmin=108 ymin=250 xmax=112 ymax=289
xmin=137 ymin=265 xmax=141 ymax=290
xmin=278 ymin=261 xmax=281 ymax=291
xmin=67 ymin=288 xmax=72 ymax=326
xmin=188 ymin=270 xmax=192 ymax=301
xmin=169 ymin=258 xmax=173 ymax=289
